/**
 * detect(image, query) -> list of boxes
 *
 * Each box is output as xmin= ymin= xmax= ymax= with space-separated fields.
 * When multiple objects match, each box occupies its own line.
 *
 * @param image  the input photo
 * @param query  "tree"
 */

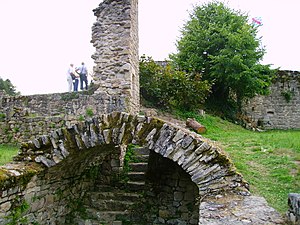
xmin=170 ymin=1 xmax=275 ymax=110
xmin=0 ymin=77 xmax=20 ymax=96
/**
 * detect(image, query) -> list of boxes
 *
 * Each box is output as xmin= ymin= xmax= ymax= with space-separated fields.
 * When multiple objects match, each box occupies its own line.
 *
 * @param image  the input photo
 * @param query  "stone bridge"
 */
xmin=0 ymin=112 xmax=284 ymax=224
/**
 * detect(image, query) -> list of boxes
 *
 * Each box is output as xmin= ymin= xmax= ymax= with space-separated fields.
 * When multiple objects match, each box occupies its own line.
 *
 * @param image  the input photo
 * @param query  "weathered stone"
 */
xmin=172 ymin=130 xmax=185 ymax=143
xmin=181 ymin=135 xmax=194 ymax=149
xmin=287 ymin=193 xmax=300 ymax=224
xmin=174 ymin=191 xmax=184 ymax=201
xmin=41 ymin=135 xmax=50 ymax=146
xmin=103 ymin=129 xmax=111 ymax=144
xmin=112 ymin=127 xmax=120 ymax=144
xmin=194 ymin=142 xmax=210 ymax=155
xmin=0 ymin=201 xmax=11 ymax=213
xmin=117 ymin=123 xmax=126 ymax=144
xmin=33 ymin=138 xmax=41 ymax=149
xmin=81 ymin=132 xmax=91 ymax=148
xmin=163 ymin=143 xmax=176 ymax=158
xmin=159 ymin=209 xmax=170 ymax=219
xmin=145 ymin=128 xmax=157 ymax=149
xmin=201 ymin=195 xmax=285 ymax=224
xmin=75 ymin=135 xmax=85 ymax=150
xmin=35 ymin=156 xmax=56 ymax=168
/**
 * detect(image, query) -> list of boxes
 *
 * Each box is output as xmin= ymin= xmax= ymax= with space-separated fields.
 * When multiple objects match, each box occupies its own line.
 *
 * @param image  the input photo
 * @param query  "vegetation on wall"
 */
xmin=281 ymin=90 xmax=294 ymax=103
xmin=5 ymin=199 xmax=30 ymax=225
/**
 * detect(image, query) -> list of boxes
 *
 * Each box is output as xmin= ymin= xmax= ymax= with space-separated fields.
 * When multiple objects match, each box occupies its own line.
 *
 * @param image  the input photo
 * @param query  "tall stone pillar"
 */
xmin=91 ymin=0 xmax=139 ymax=114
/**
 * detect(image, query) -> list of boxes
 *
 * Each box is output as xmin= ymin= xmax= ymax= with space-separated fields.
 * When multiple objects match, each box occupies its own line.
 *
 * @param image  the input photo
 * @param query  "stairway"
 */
xmin=74 ymin=146 xmax=150 ymax=225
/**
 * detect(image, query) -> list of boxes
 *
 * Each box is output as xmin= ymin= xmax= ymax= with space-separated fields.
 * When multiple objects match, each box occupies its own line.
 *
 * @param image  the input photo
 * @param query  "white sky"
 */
xmin=0 ymin=0 xmax=299 ymax=95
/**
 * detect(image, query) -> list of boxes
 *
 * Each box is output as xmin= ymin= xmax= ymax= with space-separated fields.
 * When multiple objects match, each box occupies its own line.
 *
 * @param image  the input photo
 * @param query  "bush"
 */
xmin=139 ymin=56 xmax=211 ymax=111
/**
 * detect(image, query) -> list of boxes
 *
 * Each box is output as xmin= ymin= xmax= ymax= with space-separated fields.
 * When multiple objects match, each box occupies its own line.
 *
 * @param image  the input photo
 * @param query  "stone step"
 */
xmin=126 ymin=181 xmax=146 ymax=191
xmin=85 ymin=208 xmax=131 ymax=224
xmin=72 ymin=218 xmax=105 ymax=225
xmin=134 ymin=154 xmax=149 ymax=162
xmin=92 ymin=184 xmax=116 ymax=192
xmin=74 ymin=215 xmax=141 ymax=225
xmin=127 ymin=171 xmax=145 ymax=181
xmin=92 ymin=184 xmax=128 ymax=192
xmin=86 ymin=191 xmax=141 ymax=202
xmin=129 ymin=162 xmax=148 ymax=172
xmin=133 ymin=146 xmax=150 ymax=155
xmin=87 ymin=198 xmax=135 ymax=211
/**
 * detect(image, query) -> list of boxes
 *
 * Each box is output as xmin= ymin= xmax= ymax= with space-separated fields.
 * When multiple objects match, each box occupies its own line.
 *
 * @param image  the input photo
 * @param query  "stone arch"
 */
xmin=17 ymin=111 xmax=248 ymax=196
xmin=6 ymin=111 xmax=249 ymax=224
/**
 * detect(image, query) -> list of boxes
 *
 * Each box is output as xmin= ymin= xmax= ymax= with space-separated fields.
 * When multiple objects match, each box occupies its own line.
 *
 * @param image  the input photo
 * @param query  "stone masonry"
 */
xmin=91 ymin=0 xmax=139 ymax=114
xmin=243 ymin=70 xmax=300 ymax=129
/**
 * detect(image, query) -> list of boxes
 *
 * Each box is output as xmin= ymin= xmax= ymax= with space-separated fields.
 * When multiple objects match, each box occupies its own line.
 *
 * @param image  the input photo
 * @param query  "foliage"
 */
xmin=123 ymin=144 xmax=138 ymax=173
xmin=85 ymin=108 xmax=94 ymax=117
xmin=78 ymin=115 xmax=85 ymax=121
xmin=66 ymin=198 xmax=88 ymax=223
xmin=5 ymin=199 xmax=29 ymax=225
xmin=139 ymin=55 xmax=211 ymax=111
xmin=0 ymin=77 xmax=19 ymax=96
xmin=170 ymin=1 xmax=275 ymax=110
xmin=0 ymin=113 xmax=6 ymax=121
xmin=176 ymin=109 xmax=300 ymax=213
xmin=281 ymin=90 xmax=294 ymax=103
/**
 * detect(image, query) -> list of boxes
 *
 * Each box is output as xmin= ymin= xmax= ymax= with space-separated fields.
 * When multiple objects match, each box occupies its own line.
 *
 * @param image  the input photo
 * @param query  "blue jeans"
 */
xmin=73 ymin=79 xmax=79 ymax=92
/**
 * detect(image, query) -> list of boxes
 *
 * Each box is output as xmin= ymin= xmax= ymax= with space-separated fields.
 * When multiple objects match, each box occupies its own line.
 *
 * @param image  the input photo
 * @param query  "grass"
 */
xmin=176 ymin=110 xmax=300 ymax=214
xmin=0 ymin=144 xmax=19 ymax=165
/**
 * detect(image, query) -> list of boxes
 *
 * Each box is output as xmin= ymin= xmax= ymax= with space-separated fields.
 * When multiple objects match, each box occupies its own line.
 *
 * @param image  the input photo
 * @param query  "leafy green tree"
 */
xmin=0 ymin=77 xmax=19 ymax=96
xmin=140 ymin=56 xmax=211 ymax=111
xmin=170 ymin=1 xmax=275 ymax=110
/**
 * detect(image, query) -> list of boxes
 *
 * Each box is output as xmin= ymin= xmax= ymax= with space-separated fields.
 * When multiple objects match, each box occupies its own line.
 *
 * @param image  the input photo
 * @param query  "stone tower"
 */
xmin=91 ymin=0 xmax=139 ymax=114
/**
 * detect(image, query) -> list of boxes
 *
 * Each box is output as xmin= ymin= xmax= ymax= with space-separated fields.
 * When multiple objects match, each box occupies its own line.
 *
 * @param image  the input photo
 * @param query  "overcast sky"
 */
xmin=0 ymin=0 xmax=299 ymax=95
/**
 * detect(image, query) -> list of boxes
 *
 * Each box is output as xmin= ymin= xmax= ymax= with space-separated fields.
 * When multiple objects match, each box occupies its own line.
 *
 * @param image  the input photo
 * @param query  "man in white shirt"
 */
xmin=67 ymin=64 xmax=75 ymax=92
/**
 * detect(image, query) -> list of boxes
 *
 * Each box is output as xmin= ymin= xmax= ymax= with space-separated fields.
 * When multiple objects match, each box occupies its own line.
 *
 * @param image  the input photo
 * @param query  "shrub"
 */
xmin=139 ymin=56 xmax=211 ymax=111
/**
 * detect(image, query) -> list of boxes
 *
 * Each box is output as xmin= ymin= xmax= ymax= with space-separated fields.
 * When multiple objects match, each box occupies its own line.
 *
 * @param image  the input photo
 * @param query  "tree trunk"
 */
xmin=186 ymin=118 xmax=206 ymax=134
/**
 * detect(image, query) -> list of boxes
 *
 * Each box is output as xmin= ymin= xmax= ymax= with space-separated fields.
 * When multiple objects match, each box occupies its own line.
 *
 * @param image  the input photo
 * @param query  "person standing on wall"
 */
xmin=67 ymin=63 xmax=76 ymax=92
xmin=76 ymin=62 xmax=88 ymax=90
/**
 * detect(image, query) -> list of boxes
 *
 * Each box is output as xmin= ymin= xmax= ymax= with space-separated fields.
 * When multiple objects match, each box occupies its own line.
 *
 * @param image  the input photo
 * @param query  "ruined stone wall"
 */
xmin=0 ymin=144 xmax=122 ymax=224
xmin=243 ymin=70 xmax=300 ymax=129
xmin=0 ymin=0 xmax=140 ymax=144
xmin=91 ymin=0 xmax=139 ymax=114
xmin=0 ymin=91 xmax=108 ymax=143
